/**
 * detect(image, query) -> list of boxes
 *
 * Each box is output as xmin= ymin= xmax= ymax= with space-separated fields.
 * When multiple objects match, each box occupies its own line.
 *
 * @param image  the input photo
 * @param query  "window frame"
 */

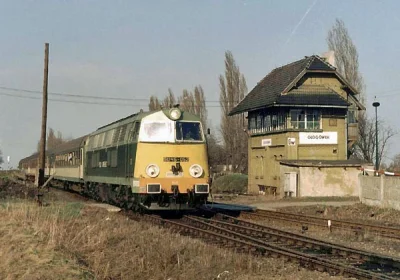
xmin=290 ymin=109 xmax=321 ymax=130
xmin=175 ymin=121 xmax=204 ymax=142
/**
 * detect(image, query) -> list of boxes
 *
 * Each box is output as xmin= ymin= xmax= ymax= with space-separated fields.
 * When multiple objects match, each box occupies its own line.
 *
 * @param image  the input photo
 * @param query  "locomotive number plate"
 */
xmin=163 ymin=157 xmax=189 ymax=162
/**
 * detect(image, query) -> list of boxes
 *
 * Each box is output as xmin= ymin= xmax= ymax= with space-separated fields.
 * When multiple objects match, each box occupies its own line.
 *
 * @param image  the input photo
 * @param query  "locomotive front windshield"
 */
xmin=176 ymin=121 xmax=203 ymax=141
xmin=139 ymin=120 xmax=203 ymax=142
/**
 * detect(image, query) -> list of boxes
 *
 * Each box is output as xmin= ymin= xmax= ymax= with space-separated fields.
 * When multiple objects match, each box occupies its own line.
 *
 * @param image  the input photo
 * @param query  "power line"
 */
xmin=0 ymin=92 xmax=143 ymax=107
xmin=0 ymin=86 xmax=149 ymax=102
xmin=0 ymin=85 xmax=229 ymax=103
xmin=3 ymin=83 xmax=400 ymax=105
xmin=0 ymin=91 xmax=226 ymax=108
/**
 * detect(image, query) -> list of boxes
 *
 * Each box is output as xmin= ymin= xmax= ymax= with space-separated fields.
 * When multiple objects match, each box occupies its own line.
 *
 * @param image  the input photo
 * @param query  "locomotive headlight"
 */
xmin=146 ymin=164 xmax=160 ymax=178
xmin=169 ymin=108 xmax=182 ymax=120
xmin=189 ymin=164 xmax=203 ymax=178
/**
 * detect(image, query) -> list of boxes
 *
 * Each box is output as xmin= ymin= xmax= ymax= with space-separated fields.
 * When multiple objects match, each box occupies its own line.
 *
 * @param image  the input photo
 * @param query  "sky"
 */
xmin=1 ymin=0 xmax=400 ymax=168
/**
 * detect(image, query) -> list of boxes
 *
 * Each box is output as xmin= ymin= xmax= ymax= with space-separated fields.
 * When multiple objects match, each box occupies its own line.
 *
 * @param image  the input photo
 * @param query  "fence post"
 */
xmin=380 ymin=175 xmax=385 ymax=208
xmin=358 ymin=173 xmax=363 ymax=202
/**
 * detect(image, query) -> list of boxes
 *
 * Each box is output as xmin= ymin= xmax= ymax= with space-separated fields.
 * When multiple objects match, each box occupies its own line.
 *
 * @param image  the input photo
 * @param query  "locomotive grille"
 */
xmin=147 ymin=184 xmax=161 ymax=193
xmin=195 ymin=184 xmax=209 ymax=194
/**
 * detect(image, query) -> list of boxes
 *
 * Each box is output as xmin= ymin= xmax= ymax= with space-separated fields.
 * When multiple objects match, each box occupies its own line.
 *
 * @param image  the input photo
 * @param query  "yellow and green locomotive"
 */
xmin=19 ymin=107 xmax=210 ymax=211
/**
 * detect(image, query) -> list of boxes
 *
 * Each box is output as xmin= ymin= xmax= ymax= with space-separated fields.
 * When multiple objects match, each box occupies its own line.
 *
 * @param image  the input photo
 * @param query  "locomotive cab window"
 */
xmin=176 ymin=121 xmax=203 ymax=142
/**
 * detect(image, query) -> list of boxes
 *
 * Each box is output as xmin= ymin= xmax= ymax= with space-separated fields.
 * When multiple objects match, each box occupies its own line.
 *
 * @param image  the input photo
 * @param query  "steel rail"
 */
xmin=130 ymin=213 xmax=398 ymax=280
xmin=182 ymin=215 xmax=400 ymax=280
xmin=242 ymin=209 xmax=400 ymax=239
xmin=210 ymin=214 xmax=400 ymax=271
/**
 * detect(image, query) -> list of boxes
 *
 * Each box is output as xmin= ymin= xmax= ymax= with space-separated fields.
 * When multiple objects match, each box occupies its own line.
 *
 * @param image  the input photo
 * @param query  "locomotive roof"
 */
xmin=19 ymin=109 xmax=203 ymax=164
xmin=94 ymin=109 xmax=201 ymax=133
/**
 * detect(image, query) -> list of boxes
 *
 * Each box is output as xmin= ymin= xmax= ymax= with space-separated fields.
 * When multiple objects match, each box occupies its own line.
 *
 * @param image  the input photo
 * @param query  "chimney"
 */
xmin=320 ymin=51 xmax=336 ymax=68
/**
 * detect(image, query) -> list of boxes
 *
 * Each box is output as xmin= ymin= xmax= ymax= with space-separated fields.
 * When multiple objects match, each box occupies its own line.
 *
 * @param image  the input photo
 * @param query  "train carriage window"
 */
xmin=91 ymin=152 xmax=99 ymax=168
xmin=176 ymin=122 xmax=203 ymax=141
xmin=68 ymin=153 xmax=73 ymax=165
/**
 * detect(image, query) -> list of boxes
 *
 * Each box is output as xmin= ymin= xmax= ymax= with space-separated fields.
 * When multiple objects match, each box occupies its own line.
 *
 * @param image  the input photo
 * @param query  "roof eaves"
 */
xmin=229 ymin=103 xmax=277 ymax=116
xmin=273 ymin=104 xmax=348 ymax=108
xmin=332 ymin=71 xmax=360 ymax=96
xmin=348 ymin=94 xmax=366 ymax=111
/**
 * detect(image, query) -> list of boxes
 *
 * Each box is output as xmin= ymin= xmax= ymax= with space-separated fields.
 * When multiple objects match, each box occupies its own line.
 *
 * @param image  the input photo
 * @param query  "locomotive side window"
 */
xmin=176 ymin=122 xmax=203 ymax=141
xmin=98 ymin=133 xmax=105 ymax=148
xmin=109 ymin=149 xmax=117 ymax=167
xmin=118 ymin=125 xmax=128 ymax=143
xmin=129 ymin=122 xmax=140 ymax=142
xmin=104 ymin=129 xmax=114 ymax=146
xmin=112 ymin=127 xmax=122 ymax=144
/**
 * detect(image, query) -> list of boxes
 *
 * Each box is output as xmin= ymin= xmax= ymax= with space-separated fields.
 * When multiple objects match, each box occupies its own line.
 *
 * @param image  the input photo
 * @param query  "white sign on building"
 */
xmin=299 ymin=132 xmax=338 ymax=145
xmin=261 ymin=138 xmax=272 ymax=146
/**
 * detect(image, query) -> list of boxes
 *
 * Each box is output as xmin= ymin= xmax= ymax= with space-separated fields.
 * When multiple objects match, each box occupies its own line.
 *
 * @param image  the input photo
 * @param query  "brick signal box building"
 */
xmin=230 ymin=55 xmax=365 ymax=197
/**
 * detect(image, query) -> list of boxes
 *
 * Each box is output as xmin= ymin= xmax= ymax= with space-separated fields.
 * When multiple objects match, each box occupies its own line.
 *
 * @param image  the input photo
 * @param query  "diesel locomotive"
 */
xmin=19 ymin=107 xmax=210 ymax=211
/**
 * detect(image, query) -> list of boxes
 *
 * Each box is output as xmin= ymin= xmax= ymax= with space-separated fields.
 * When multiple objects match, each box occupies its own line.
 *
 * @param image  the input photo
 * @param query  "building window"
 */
xmin=249 ymin=116 xmax=256 ymax=130
xmin=348 ymin=109 xmax=357 ymax=124
xmin=264 ymin=115 xmax=271 ymax=132
xmin=290 ymin=109 xmax=320 ymax=130
xmin=248 ymin=111 xmax=286 ymax=134
xmin=256 ymin=115 xmax=262 ymax=131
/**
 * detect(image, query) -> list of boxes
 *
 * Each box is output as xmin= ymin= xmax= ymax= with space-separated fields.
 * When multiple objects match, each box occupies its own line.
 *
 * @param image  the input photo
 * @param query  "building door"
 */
xmin=284 ymin=172 xmax=298 ymax=197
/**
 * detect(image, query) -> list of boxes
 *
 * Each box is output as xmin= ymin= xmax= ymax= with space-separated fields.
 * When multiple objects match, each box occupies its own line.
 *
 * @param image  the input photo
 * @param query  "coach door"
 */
xmin=79 ymin=148 xmax=84 ymax=179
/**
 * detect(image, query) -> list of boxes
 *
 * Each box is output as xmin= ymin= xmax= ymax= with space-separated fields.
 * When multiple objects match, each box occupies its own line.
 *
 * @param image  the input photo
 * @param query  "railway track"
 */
xmin=127 ymin=211 xmax=400 ymax=279
xmin=240 ymin=209 xmax=400 ymax=240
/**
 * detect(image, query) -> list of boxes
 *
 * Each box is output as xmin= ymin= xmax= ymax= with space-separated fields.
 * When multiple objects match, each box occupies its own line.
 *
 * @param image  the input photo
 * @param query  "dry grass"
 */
xmin=0 ymin=200 xmax=350 ymax=280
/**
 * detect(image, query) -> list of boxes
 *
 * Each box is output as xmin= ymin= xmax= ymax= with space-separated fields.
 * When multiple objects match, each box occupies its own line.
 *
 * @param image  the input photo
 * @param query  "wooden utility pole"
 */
xmin=38 ymin=43 xmax=49 ymax=187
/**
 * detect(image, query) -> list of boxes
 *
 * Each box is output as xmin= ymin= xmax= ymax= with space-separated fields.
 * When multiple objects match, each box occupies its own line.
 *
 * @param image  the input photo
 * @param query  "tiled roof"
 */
xmin=229 ymin=55 xmax=345 ymax=115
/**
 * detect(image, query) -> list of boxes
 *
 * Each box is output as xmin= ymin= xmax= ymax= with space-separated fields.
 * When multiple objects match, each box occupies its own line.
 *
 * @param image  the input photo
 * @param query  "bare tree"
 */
xmin=178 ymin=86 xmax=207 ymax=129
xmin=219 ymin=51 xmax=248 ymax=173
xmin=207 ymin=132 xmax=226 ymax=170
xmin=149 ymin=86 xmax=208 ymax=130
xmin=351 ymin=117 xmax=396 ymax=168
xmin=327 ymin=19 xmax=396 ymax=167
xmin=178 ymin=89 xmax=193 ymax=112
xmin=165 ymin=88 xmax=176 ymax=108
xmin=193 ymin=86 xmax=207 ymax=129
xmin=36 ymin=128 xmax=68 ymax=152
xmin=148 ymin=96 xmax=161 ymax=111
xmin=0 ymin=149 xmax=3 ymax=166
xmin=327 ymin=19 xmax=365 ymax=101
xmin=387 ymin=153 xmax=400 ymax=172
